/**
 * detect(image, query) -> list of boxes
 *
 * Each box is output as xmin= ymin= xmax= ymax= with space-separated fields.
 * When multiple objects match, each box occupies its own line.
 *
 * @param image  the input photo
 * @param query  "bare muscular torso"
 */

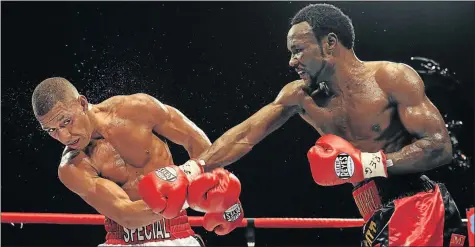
xmin=297 ymin=61 xmax=413 ymax=154
xmin=69 ymin=96 xmax=175 ymax=201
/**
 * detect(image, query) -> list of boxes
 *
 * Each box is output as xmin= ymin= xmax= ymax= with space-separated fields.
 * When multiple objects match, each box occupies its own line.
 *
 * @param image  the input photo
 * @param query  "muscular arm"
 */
xmin=133 ymin=93 xmax=211 ymax=158
xmin=198 ymin=81 xmax=304 ymax=171
xmin=382 ymin=64 xmax=452 ymax=174
xmin=58 ymin=150 xmax=162 ymax=229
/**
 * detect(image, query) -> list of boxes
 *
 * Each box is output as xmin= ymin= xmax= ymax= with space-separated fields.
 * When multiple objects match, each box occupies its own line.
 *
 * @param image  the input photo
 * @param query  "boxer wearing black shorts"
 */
xmin=180 ymin=4 xmax=468 ymax=246
xmin=353 ymin=174 xmax=467 ymax=246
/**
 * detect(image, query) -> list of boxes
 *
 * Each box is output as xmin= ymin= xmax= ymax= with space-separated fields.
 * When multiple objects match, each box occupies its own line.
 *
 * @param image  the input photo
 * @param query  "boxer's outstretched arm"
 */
xmin=125 ymin=93 xmax=211 ymax=158
xmin=382 ymin=64 xmax=452 ymax=174
xmin=198 ymin=81 xmax=304 ymax=171
xmin=58 ymin=150 xmax=162 ymax=229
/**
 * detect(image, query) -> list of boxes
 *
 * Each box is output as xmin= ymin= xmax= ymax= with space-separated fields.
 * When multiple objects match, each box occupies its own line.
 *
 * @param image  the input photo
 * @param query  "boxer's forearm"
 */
xmin=386 ymin=137 xmax=452 ymax=174
xmin=118 ymin=200 xmax=164 ymax=229
xmin=198 ymin=103 xmax=299 ymax=172
xmin=198 ymin=115 xmax=256 ymax=171
xmin=199 ymin=131 xmax=255 ymax=172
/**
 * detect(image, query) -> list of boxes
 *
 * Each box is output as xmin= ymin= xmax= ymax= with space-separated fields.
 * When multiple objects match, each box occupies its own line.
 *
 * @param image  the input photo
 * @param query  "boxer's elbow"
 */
xmin=109 ymin=206 xmax=136 ymax=229
xmin=426 ymin=134 xmax=453 ymax=168
xmin=111 ymin=201 xmax=148 ymax=229
xmin=119 ymin=217 xmax=138 ymax=230
xmin=439 ymin=140 xmax=453 ymax=165
xmin=115 ymin=212 xmax=145 ymax=230
xmin=121 ymin=220 xmax=146 ymax=230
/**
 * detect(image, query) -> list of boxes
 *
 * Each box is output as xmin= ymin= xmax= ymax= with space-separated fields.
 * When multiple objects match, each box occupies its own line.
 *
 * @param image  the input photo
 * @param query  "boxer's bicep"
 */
xmin=239 ymin=81 xmax=303 ymax=144
xmin=389 ymin=64 xmax=448 ymax=141
xmin=384 ymin=64 xmax=452 ymax=172
xmin=140 ymin=93 xmax=211 ymax=157
xmin=239 ymin=102 xmax=299 ymax=145
xmin=397 ymin=98 xmax=447 ymax=140
xmin=122 ymin=93 xmax=211 ymax=157
xmin=157 ymin=105 xmax=211 ymax=158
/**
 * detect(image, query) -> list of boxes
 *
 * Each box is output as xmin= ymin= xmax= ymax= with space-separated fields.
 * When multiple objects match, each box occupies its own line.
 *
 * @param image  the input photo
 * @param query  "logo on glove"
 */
xmin=223 ymin=203 xmax=242 ymax=222
xmin=334 ymin=153 xmax=355 ymax=179
xmin=154 ymin=167 xmax=178 ymax=182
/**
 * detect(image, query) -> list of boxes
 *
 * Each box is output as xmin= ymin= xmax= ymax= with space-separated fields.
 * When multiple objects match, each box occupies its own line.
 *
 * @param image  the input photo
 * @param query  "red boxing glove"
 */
xmin=138 ymin=161 xmax=204 ymax=219
xmin=202 ymin=201 xmax=244 ymax=235
xmin=187 ymin=168 xmax=241 ymax=213
xmin=307 ymin=134 xmax=393 ymax=186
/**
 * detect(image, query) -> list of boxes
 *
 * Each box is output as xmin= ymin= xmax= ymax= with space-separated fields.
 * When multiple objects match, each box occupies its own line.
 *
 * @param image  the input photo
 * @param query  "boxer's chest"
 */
xmin=100 ymin=116 xmax=174 ymax=167
xmin=89 ymin=137 xmax=173 ymax=201
xmin=301 ymin=84 xmax=394 ymax=150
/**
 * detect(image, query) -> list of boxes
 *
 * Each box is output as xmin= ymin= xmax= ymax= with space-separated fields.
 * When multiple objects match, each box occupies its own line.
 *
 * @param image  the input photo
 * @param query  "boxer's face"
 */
xmin=37 ymin=96 xmax=93 ymax=150
xmin=287 ymin=22 xmax=334 ymax=83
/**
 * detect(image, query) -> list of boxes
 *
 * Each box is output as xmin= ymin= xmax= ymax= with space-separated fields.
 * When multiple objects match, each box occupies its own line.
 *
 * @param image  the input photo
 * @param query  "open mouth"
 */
xmin=68 ymin=139 xmax=80 ymax=147
xmin=297 ymin=70 xmax=309 ymax=80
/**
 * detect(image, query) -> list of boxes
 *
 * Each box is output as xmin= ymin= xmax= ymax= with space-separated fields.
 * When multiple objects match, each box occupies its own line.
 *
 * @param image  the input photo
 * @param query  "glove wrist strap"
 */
xmin=361 ymin=151 xmax=388 ymax=179
xmin=179 ymin=159 xmax=205 ymax=180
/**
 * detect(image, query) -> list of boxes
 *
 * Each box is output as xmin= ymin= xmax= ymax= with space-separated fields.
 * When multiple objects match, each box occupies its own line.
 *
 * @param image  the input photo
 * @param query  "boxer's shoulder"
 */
xmin=97 ymin=93 xmax=166 ymax=128
xmin=97 ymin=93 xmax=156 ymax=112
xmin=60 ymin=147 xmax=86 ymax=165
xmin=58 ymin=146 xmax=102 ymax=194
xmin=59 ymin=146 xmax=100 ymax=175
xmin=105 ymin=93 xmax=166 ymax=117
xmin=371 ymin=61 xmax=425 ymax=103
xmin=275 ymin=80 xmax=307 ymax=106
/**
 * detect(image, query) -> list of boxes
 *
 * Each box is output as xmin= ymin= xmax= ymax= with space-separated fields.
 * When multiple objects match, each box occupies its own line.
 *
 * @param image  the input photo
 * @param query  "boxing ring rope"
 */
xmin=2 ymin=212 xmax=472 ymax=246
xmin=1 ymin=212 xmax=373 ymax=228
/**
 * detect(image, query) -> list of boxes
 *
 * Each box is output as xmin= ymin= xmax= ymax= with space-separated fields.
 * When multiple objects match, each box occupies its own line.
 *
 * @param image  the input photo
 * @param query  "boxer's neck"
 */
xmin=86 ymin=103 xmax=102 ymax=139
xmin=317 ymin=48 xmax=365 ymax=94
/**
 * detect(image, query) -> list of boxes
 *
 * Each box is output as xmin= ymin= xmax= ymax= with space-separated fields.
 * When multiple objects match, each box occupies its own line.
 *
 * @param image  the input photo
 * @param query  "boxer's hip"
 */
xmin=102 ymin=211 xmax=197 ymax=246
xmin=352 ymin=174 xmax=435 ymax=221
xmin=359 ymin=180 xmax=468 ymax=247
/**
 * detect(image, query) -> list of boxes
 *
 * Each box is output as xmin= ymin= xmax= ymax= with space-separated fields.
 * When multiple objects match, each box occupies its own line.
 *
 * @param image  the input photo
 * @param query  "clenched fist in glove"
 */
xmin=202 ymin=201 xmax=244 ymax=235
xmin=188 ymin=168 xmax=241 ymax=213
xmin=138 ymin=160 xmax=204 ymax=219
xmin=307 ymin=134 xmax=394 ymax=186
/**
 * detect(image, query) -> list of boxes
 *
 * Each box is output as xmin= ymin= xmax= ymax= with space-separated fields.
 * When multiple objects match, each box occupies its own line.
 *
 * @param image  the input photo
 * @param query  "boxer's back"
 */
xmin=298 ymin=61 xmax=413 ymax=154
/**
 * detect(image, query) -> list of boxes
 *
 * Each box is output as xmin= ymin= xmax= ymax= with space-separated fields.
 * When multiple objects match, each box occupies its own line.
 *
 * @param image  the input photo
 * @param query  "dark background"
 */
xmin=1 ymin=1 xmax=474 ymax=246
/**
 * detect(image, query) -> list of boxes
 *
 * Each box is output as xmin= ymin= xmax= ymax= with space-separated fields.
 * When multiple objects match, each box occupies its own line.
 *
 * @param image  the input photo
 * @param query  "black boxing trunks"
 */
xmin=99 ymin=211 xmax=203 ymax=246
xmin=353 ymin=174 xmax=468 ymax=247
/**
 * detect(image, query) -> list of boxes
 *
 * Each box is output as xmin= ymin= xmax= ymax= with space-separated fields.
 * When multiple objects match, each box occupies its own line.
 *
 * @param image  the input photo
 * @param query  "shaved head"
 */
xmin=32 ymin=77 xmax=80 ymax=116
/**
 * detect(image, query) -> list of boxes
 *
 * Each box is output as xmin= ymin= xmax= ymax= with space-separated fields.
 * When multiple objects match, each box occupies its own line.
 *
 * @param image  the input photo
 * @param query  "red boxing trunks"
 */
xmin=353 ymin=175 xmax=468 ymax=247
xmin=101 ymin=211 xmax=204 ymax=246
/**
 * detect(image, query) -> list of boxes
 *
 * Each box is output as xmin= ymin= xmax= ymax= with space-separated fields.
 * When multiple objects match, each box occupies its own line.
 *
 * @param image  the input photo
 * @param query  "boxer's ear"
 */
xmin=325 ymin=33 xmax=338 ymax=55
xmin=78 ymin=95 xmax=89 ymax=112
